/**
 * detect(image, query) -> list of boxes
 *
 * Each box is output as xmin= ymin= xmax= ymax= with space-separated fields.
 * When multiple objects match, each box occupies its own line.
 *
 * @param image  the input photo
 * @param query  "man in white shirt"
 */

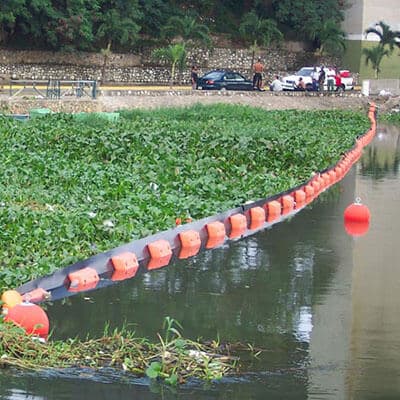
xmin=270 ymin=75 xmax=283 ymax=92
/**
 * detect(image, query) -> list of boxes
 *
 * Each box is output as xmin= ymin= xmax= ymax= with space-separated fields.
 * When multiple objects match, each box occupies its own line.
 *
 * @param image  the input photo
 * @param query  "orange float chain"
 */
xmin=14 ymin=104 xmax=377 ymax=301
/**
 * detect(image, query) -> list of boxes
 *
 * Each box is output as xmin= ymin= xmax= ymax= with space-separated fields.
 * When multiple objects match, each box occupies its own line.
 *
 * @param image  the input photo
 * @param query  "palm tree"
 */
xmin=152 ymin=43 xmax=187 ymax=87
xmin=365 ymin=21 xmax=400 ymax=53
xmin=362 ymin=45 xmax=390 ymax=78
xmin=239 ymin=11 xmax=283 ymax=73
xmin=161 ymin=15 xmax=211 ymax=49
xmin=309 ymin=19 xmax=347 ymax=58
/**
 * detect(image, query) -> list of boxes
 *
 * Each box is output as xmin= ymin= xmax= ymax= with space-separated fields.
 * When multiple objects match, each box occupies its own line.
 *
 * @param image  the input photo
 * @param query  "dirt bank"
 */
xmin=1 ymin=91 xmax=398 ymax=115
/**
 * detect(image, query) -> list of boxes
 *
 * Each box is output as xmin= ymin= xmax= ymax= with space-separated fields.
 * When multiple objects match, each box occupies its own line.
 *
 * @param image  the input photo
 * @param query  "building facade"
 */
xmin=342 ymin=0 xmax=400 ymax=78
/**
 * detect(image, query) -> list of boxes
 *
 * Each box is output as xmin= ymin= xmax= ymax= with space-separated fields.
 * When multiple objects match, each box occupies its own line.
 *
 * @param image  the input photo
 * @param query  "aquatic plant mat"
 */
xmin=381 ymin=111 xmax=400 ymax=125
xmin=0 ymin=104 xmax=370 ymax=289
xmin=0 ymin=317 xmax=247 ymax=384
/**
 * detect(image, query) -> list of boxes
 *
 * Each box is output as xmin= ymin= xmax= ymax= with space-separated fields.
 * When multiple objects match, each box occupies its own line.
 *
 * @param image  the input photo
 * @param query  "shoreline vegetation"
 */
xmin=0 ymin=103 xmax=372 ymax=383
xmin=0 ymin=317 xmax=246 ymax=385
xmin=0 ymin=104 xmax=370 ymax=290
xmin=381 ymin=112 xmax=400 ymax=125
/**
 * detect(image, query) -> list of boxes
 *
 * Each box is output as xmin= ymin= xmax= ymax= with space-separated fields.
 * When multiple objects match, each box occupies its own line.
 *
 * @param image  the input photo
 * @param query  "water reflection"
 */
xmin=2 ymin=124 xmax=400 ymax=399
xmin=359 ymin=124 xmax=400 ymax=178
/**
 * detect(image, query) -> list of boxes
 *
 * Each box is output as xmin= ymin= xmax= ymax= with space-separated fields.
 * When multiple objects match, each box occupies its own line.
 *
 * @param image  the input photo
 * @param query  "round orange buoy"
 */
xmin=5 ymin=303 xmax=49 ymax=339
xmin=344 ymin=198 xmax=370 ymax=223
xmin=1 ymin=290 xmax=22 ymax=311
xmin=344 ymin=198 xmax=370 ymax=236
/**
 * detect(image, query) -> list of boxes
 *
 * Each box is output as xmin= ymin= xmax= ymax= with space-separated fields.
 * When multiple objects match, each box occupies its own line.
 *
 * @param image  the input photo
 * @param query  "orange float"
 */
xmin=343 ymin=198 xmax=370 ymax=236
xmin=147 ymin=240 xmax=172 ymax=270
xmin=229 ymin=213 xmax=247 ymax=239
xmin=178 ymin=230 xmax=201 ymax=259
xmin=68 ymin=267 xmax=100 ymax=292
xmin=266 ymin=200 xmax=281 ymax=222
xmin=249 ymin=206 xmax=266 ymax=230
xmin=205 ymin=221 xmax=226 ymax=249
xmin=5 ymin=303 xmax=49 ymax=339
xmin=111 ymin=252 xmax=139 ymax=281
xmin=1 ymin=290 xmax=22 ymax=311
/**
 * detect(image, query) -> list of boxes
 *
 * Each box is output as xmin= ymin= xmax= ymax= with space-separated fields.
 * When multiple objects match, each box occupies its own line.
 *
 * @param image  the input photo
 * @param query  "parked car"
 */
xmin=197 ymin=70 xmax=254 ymax=91
xmin=281 ymin=67 xmax=354 ymax=92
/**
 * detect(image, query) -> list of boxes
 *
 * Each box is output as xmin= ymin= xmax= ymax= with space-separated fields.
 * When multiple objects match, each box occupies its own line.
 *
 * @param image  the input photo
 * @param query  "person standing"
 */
xmin=191 ymin=65 xmax=198 ymax=89
xmin=311 ymin=66 xmax=319 ymax=91
xmin=327 ymin=69 xmax=335 ymax=92
xmin=318 ymin=66 xmax=326 ymax=91
xmin=335 ymin=70 xmax=342 ymax=92
xmin=253 ymin=58 xmax=264 ymax=90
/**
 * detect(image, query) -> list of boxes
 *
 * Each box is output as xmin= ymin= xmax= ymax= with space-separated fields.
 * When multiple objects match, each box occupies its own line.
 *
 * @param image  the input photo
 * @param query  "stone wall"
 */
xmin=0 ymin=47 xmax=338 ymax=85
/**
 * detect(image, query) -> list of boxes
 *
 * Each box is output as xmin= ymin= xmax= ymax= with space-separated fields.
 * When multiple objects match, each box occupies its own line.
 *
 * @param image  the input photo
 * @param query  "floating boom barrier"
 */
xmin=10 ymin=103 xmax=377 ymax=306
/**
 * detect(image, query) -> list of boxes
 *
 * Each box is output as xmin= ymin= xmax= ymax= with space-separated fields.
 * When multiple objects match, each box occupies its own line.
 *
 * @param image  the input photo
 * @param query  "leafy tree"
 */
xmin=362 ymin=45 xmax=390 ymax=78
xmin=365 ymin=21 xmax=400 ymax=53
xmin=13 ymin=0 xmax=59 ymax=48
xmin=309 ymin=18 xmax=346 ymax=57
xmin=152 ymin=43 xmax=187 ymax=87
xmin=94 ymin=0 xmax=142 ymax=51
xmin=0 ymin=0 xmax=26 ymax=45
xmin=161 ymin=15 xmax=211 ymax=48
xmin=138 ymin=0 xmax=173 ymax=38
xmin=50 ymin=0 xmax=96 ymax=51
xmin=239 ymin=10 xmax=282 ymax=71
xmin=273 ymin=0 xmax=344 ymax=40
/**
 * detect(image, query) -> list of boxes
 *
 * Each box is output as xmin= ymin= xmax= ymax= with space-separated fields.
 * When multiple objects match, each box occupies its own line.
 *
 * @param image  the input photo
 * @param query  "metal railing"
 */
xmin=9 ymin=79 xmax=97 ymax=99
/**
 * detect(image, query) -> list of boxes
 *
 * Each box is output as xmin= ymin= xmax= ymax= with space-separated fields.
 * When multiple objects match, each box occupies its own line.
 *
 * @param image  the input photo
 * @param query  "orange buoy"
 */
xmin=344 ymin=199 xmax=370 ymax=223
xmin=344 ymin=198 xmax=370 ymax=236
xmin=1 ymin=290 xmax=22 ymax=311
xmin=5 ymin=303 xmax=49 ymax=339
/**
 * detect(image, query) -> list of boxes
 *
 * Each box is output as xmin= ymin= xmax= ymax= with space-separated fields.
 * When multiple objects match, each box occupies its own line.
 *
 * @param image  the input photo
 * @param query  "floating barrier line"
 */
xmin=16 ymin=104 xmax=377 ymax=304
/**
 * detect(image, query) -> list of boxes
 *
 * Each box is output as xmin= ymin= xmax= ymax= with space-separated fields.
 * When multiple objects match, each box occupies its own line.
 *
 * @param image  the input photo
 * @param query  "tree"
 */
xmin=94 ymin=0 xmax=142 ymax=51
xmin=161 ymin=15 xmax=211 ymax=48
xmin=365 ymin=21 xmax=400 ymax=53
xmin=152 ymin=43 xmax=187 ymax=87
xmin=239 ymin=10 xmax=282 ymax=72
xmin=273 ymin=0 xmax=344 ymax=40
xmin=362 ymin=45 xmax=390 ymax=78
xmin=0 ymin=0 xmax=26 ymax=45
xmin=309 ymin=18 xmax=347 ymax=57
xmin=138 ymin=0 xmax=175 ymax=38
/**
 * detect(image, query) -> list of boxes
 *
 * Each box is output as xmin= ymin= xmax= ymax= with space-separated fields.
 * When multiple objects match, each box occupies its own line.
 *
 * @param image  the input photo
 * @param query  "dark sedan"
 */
xmin=196 ymin=70 xmax=254 ymax=91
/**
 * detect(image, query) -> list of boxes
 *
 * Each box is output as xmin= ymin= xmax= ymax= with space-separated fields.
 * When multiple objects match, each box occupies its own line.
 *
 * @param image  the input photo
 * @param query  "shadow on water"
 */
xmin=1 ymin=123 xmax=400 ymax=399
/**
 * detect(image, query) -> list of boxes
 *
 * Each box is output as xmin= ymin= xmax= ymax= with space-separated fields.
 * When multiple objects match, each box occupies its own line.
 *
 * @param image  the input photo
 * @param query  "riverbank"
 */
xmin=0 ymin=90 xmax=375 ymax=115
xmin=1 ymin=90 xmax=399 ymax=116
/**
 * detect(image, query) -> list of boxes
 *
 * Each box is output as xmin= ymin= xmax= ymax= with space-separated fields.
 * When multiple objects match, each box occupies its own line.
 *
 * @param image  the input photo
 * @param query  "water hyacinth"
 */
xmin=0 ymin=104 xmax=370 ymax=288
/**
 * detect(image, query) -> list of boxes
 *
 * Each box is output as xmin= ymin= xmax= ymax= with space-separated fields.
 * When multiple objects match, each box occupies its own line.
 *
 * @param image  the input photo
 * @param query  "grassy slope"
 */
xmin=0 ymin=104 xmax=370 ymax=288
xmin=344 ymin=40 xmax=400 ymax=79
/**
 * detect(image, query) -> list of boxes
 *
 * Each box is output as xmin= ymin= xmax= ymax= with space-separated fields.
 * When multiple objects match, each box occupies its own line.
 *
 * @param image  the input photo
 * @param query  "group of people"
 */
xmin=191 ymin=60 xmax=343 ymax=93
xmin=270 ymin=65 xmax=343 ymax=92
xmin=310 ymin=66 xmax=342 ymax=92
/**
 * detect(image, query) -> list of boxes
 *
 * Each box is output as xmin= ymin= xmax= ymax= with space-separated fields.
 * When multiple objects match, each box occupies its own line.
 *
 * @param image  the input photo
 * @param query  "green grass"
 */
xmin=0 ymin=104 xmax=370 ymax=289
xmin=344 ymin=40 xmax=400 ymax=79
